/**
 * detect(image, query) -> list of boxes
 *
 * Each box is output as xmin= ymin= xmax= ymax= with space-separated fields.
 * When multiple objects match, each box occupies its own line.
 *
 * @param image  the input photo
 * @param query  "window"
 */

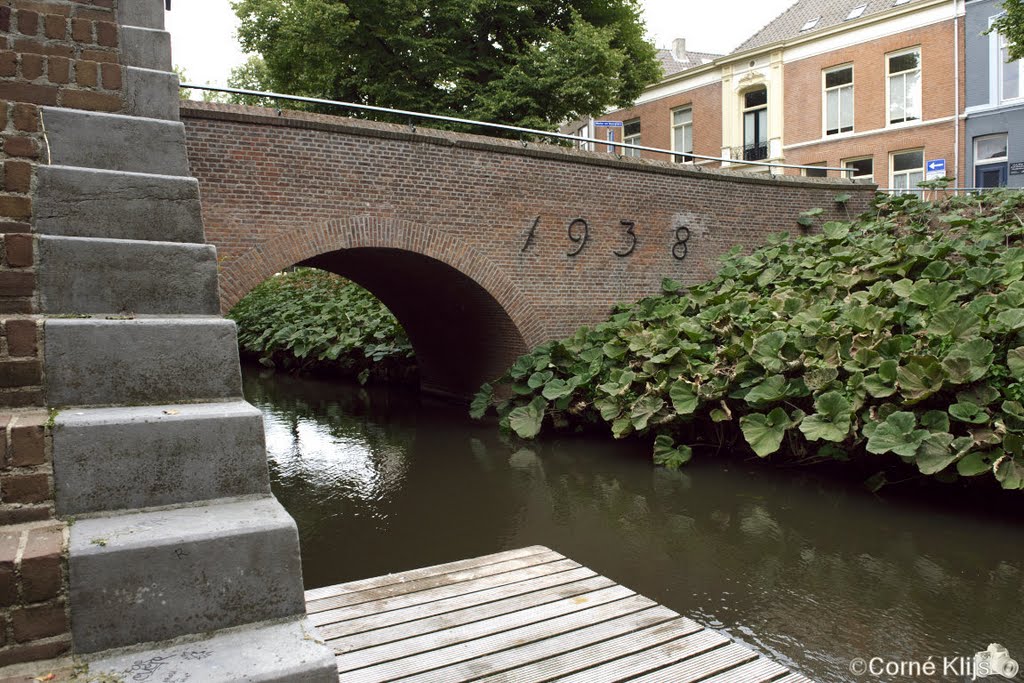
xmin=576 ymin=124 xmax=589 ymax=152
xmin=887 ymin=49 xmax=921 ymax=125
xmin=824 ymin=66 xmax=854 ymax=135
xmin=999 ymin=31 xmax=1023 ymax=101
xmin=891 ymin=149 xmax=924 ymax=193
xmin=843 ymin=156 xmax=874 ymax=182
xmin=803 ymin=162 xmax=828 ymax=178
xmin=742 ymin=88 xmax=768 ymax=162
xmin=975 ymin=133 xmax=1009 ymax=188
xmin=672 ymin=107 xmax=693 ymax=163
xmin=624 ymin=119 xmax=641 ymax=158
xmin=801 ymin=17 xmax=820 ymax=31
xmin=846 ymin=4 xmax=867 ymax=20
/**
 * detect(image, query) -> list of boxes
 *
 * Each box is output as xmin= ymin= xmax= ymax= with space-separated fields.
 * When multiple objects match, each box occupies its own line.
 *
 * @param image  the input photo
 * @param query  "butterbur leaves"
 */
xmin=740 ymin=408 xmax=793 ymax=457
xmin=630 ymin=395 xmax=665 ymax=431
xmin=866 ymin=412 xmax=930 ymax=457
xmin=800 ymin=391 xmax=852 ymax=443
xmin=469 ymin=383 xmax=493 ymax=419
xmin=743 ymin=375 xmax=789 ymax=407
xmin=653 ymin=435 xmax=692 ymax=469
xmin=508 ymin=397 xmax=547 ymax=439
xmin=669 ymin=381 xmax=699 ymax=415
xmin=897 ymin=356 xmax=945 ymax=403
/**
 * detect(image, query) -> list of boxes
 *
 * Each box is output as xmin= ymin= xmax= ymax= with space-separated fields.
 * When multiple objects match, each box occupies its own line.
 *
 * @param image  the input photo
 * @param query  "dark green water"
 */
xmin=242 ymin=366 xmax=1024 ymax=682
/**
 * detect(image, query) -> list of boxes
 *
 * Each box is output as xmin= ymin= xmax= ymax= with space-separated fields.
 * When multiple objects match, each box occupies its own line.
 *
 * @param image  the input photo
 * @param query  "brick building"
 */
xmin=588 ymin=0 xmax=967 ymax=190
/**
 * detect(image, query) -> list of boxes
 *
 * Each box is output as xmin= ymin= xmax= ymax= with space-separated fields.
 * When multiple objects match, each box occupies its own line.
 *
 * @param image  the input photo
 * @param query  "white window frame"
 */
xmin=671 ymin=106 xmax=693 ymax=163
xmin=995 ymin=22 xmax=1024 ymax=104
xmin=823 ymin=64 xmax=854 ymax=137
xmin=802 ymin=162 xmax=828 ymax=178
xmin=890 ymin=149 xmax=925 ymax=194
xmin=886 ymin=47 xmax=921 ymax=127
xmin=623 ymin=118 xmax=641 ymax=158
xmin=842 ymin=156 xmax=874 ymax=183
xmin=974 ymin=133 xmax=1009 ymax=186
xmin=576 ymin=124 xmax=590 ymax=152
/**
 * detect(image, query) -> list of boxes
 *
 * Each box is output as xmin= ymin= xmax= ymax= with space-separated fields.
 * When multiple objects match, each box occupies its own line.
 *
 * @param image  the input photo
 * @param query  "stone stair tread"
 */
xmin=37 ymin=234 xmax=220 ymax=315
xmin=53 ymin=401 xmax=270 ymax=516
xmin=125 ymin=66 xmax=181 ymax=121
xmin=69 ymin=497 xmax=307 ymax=653
xmin=44 ymin=317 xmax=242 ymax=407
xmin=82 ymin=617 xmax=337 ymax=682
xmin=42 ymin=106 xmax=190 ymax=176
xmin=34 ymin=165 xmax=204 ymax=243
xmin=121 ymin=25 xmax=172 ymax=71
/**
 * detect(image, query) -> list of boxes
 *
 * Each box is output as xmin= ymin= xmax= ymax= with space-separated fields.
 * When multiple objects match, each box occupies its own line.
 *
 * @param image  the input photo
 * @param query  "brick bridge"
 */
xmin=181 ymin=101 xmax=874 ymax=398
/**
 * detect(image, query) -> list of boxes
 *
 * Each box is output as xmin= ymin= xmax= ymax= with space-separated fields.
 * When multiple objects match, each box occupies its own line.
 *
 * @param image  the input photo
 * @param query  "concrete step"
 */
xmin=69 ymin=497 xmax=308 ymax=653
xmin=121 ymin=25 xmax=172 ymax=71
xmin=34 ymin=165 xmax=204 ymax=243
xmin=53 ymin=401 xmax=270 ymax=516
xmin=44 ymin=318 xmax=242 ymax=407
xmin=81 ymin=617 xmax=337 ymax=682
xmin=125 ymin=66 xmax=180 ymax=121
xmin=37 ymin=235 xmax=220 ymax=315
xmin=118 ymin=0 xmax=164 ymax=31
xmin=42 ymin=107 xmax=190 ymax=176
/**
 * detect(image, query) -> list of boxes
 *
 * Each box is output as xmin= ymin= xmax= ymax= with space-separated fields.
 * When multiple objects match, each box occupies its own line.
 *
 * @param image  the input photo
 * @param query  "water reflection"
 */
xmin=243 ymin=367 xmax=1024 ymax=683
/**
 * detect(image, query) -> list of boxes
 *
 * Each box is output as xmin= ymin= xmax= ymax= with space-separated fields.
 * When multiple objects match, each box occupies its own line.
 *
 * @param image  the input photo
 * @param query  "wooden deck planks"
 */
xmin=306 ymin=546 xmax=815 ymax=682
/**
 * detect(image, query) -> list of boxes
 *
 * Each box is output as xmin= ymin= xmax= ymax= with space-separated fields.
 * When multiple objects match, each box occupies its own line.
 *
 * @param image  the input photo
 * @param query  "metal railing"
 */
xmin=179 ymin=83 xmax=861 ymax=179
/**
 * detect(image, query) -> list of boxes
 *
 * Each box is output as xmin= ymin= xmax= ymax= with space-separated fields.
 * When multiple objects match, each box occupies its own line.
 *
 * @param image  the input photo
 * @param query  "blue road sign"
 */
xmin=594 ymin=121 xmax=624 ymax=128
xmin=926 ymin=159 xmax=946 ymax=180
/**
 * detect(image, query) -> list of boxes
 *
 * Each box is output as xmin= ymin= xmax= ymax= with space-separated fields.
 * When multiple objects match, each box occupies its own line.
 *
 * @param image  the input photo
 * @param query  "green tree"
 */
xmin=990 ymin=1 xmax=1024 ymax=61
xmin=231 ymin=0 xmax=661 ymax=130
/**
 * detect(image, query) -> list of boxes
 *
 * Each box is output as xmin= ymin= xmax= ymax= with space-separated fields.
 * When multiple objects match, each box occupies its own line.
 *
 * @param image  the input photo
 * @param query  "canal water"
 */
xmin=243 ymin=366 xmax=1024 ymax=682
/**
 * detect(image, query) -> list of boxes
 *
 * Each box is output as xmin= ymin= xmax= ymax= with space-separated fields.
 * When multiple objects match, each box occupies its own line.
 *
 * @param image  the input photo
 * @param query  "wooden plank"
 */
xmin=307 ymin=550 xmax=564 ymax=613
xmin=696 ymin=657 xmax=790 ymax=683
xmin=627 ymin=643 xmax=760 ymax=683
xmin=309 ymin=558 xmax=580 ymax=627
xmin=473 ymin=622 xmax=725 ymax=683
xmin=339 ymin=596 xmax=662 ymax=683
xmin=319 ymin=568 xmax=602 ymax=643
xmin=335 ymin=585 xmax=635 ymax=672
xmin=304 ymin=546 xmax=553 ymax=601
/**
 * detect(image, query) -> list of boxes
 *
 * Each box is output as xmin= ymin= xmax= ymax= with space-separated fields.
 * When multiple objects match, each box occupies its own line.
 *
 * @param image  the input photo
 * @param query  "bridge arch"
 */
xmin=219 ymin=217 xmax=541 ymax=399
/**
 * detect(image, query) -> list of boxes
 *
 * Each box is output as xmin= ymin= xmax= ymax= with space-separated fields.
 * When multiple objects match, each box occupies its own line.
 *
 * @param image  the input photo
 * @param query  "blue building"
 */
xmin=965 ymin=0 xmax=1024 ymax=188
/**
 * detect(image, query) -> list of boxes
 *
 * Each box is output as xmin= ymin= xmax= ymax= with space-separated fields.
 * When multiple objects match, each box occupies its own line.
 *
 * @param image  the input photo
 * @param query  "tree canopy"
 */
xmin=991 ymin=0 xmax=1024 ymax=61
xmin=231 ymin=0 xmax=661 ymax=130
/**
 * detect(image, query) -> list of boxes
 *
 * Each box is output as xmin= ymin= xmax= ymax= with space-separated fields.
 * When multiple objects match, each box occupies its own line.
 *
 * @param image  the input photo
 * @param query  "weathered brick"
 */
xmin=0 ymin=471 xmax=49 ymax=504
xmin=16 ymin=10 xmax=38 ymax=36
xmin=11 ymin=104 xmax=37 ymax=133
xmin=0 ymin=504 xmax=50 ymax=525
xmin=0 ymin=52 xmax=17 ymax=78
xmin=11 ymin=603 xmax=67 ymax=642
xmin=61 ymin=89 xmax=120 ymax=112
xmin=5 ymin=318 xmax=37 ymax=356
xmin=46 ymin=55 xmax=69 ymax=84
xmin=94 ymin=20 xmax=116 ymax=47
xmin=4 ymin=233 xmax=32 ymax=267
xmin=70 ymin=17 xmax=90 ymax=42
xmin=9 ymin=412 xmax=45 ymax=467
xmin=4 ymin=161 xmax=32 ymax=194
xmin=79 ymin=48 xmax=116 ymax=63
xmin=21 ymin=525 xmax=62 ymax=603
xmin=12 ymin=39 xmax=72 ymax=58
xmin=0 ymin=7 xmax=10 ymax=33
xmin=42 ymin=13 xmax=64 ymax=39
xmin=2 ymin=136 xmax=37 ymax=159
xmin=100 ymin=61 xmax=120 ymax=90
xmin=20 ymin=53 xmax=42 ymax=81
xmin=0 ymin=531 xmax=19 ymax=608
xmin=0 ymin=414 xmax=9 ymax=464
xmin=0 ymin=636 xmax=70 ymax=667
xmin=0 ymin=82 xmax=56 ymax=106
xmin=0 ymin=272 xmax=33 ymax=298
xmin=73 ymin=59 xmax=96 ymax=87
xmin=0 ymin=221 xmax=31 ymax=234
xmin=0 ymin=102 xmax=7 ymax=131
xmin=0 ymin=360 xmax=40 ymax=388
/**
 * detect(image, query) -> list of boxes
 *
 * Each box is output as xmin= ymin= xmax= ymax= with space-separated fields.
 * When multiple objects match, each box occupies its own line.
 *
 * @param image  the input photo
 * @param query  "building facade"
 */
xmin=593 ymin=0 xmax=968 ymax=191
xmin=965 ymin=0 xmax=1024 ymax=188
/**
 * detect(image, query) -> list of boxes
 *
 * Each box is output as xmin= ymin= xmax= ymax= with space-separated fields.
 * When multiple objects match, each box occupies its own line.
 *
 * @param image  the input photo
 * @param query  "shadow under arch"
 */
xmin=220 ymin=217 xmax=539 ymax=399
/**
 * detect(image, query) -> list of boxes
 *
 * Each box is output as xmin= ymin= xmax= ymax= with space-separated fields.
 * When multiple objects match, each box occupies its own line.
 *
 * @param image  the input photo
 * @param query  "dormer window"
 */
xmin=801 ymin=17 xmax=820 ymax=31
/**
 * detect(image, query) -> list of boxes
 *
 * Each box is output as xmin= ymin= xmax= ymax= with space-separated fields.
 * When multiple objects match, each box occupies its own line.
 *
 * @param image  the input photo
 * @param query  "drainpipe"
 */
xmin=954 ymin=0 xmax=961 ymax=188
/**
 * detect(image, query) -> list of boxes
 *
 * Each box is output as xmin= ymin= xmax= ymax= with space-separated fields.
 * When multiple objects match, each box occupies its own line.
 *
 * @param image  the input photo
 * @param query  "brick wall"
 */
xmin=181 ymin=101 xmax=875 ymax=396
xmin=0 ymin=0 xmax=124 ymax=668
xmin=782 ymin=17 xmax=965 ymax=185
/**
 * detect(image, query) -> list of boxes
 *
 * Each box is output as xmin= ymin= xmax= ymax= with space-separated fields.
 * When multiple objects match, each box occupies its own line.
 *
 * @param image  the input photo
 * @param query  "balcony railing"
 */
xmin=742 ymin=142 xmax=769 ymax=162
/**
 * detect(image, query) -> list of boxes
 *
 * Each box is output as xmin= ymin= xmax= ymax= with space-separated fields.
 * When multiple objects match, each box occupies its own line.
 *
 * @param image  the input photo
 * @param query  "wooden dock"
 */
xmin=304 ymin=546 xmax=812 ymax=682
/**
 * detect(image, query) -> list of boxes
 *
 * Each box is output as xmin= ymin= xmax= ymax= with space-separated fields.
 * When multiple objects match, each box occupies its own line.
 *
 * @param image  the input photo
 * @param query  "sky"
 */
xmin=167 ymin=0 xmax=798 ymax=88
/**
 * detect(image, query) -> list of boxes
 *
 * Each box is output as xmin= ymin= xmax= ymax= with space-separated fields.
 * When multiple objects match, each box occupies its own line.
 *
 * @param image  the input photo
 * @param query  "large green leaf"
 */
xmin=630 ymin=395 xmax=665 ymax=431
xmin=653 ymin=435 xmax=692 ymax=469
xmin=799 ymin=391 xmax=852 ymax=443
xmin=866 ymin=411 xmax=930 ymax=457
xmin=740 ymin=408 xmax=792 ymax=457
xmin=995 ymin=455 xmax=1024 ymax=489
xmin=915 ymin=433 xmax=957 ymax=475
xmin=743 ymin=375 xmax=789 ymax=407
xmin=926 ymin=307 xmax=980 ymax=340
xmin=469 ymin=383 xmax=493 ymax=419
xmin=669 ymin=381 xmax=699 ymax=415
xmin=508 ymin=397 xmax=547 ymax=439
xmin=897 ymin=356 xmax=945 ymax=404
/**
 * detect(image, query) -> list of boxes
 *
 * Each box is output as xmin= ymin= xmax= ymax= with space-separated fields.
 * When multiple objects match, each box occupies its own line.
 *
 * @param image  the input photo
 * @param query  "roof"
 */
xmin=657 ymin=48 xmax=722 ymax=78
xmin=733 ymin=0 xmax=930 ymax=53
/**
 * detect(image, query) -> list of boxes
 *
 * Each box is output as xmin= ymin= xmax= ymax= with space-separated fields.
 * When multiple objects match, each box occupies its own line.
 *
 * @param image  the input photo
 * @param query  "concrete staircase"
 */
xmin=34 ymin=1 xmax=336 ymax=680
